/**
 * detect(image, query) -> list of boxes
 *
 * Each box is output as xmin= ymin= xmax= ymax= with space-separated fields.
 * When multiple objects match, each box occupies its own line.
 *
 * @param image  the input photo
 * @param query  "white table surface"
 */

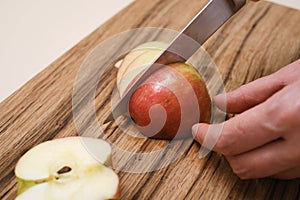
xmin=0 ymin=0 xmax=299 ymax=103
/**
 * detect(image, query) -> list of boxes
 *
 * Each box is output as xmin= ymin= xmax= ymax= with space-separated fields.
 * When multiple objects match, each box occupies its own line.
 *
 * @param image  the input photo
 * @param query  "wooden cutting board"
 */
xmin=1 ymin=0 xmax=300 ymax=199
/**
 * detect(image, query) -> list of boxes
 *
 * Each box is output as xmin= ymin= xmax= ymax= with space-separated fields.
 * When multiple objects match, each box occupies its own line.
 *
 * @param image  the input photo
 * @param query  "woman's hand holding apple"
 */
xmin=193 ymin=59 xmax=300 ymax=179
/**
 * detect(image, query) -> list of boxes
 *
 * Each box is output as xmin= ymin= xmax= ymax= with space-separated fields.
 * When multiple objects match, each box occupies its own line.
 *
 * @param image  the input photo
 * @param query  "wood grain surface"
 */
xmin=1 ymin=0 xmax=300 ymax=199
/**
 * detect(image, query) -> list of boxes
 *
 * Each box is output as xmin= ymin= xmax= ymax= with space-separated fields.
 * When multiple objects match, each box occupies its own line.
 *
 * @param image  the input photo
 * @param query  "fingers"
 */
xmin=214 ymin=74 xmax=285 ymax=114
xmin=272 ymin=167 xmax=300 ymax=180
xmin=226 ymin=139 xmax=300 ymax=179
xmin=215 ymin=59 xmax=300 ymax=114
xmin=193 ymin=102 xmax=282 ymax=156
xmin=213 ymin=59 xmax=300 ymax=114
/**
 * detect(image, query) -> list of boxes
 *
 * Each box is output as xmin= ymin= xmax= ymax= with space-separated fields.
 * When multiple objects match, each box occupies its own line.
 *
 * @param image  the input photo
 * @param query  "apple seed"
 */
xmin=57 ymin=166 xmax=72 ymax=174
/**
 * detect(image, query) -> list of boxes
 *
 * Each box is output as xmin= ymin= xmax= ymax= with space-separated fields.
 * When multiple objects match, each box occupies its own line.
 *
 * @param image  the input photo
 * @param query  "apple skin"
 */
xmin=128 ymin=62 xmax=211 ymax=139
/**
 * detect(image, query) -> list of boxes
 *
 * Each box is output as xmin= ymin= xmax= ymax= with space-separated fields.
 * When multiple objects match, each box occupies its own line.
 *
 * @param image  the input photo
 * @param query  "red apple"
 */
xmin=128 ymin=62 xmax=211 ymax=139
xmin=116 ymin=42 xmax=211 ymax=139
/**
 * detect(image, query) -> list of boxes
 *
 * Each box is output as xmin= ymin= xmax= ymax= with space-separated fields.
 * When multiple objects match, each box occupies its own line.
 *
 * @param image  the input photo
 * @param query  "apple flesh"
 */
xmin=116 ymin=41 xmax=211 ymax=139
xmin=15 ymin=137 xmax=120 ymax=200
xmin=117 ymin=41 xmax=169 ymax=97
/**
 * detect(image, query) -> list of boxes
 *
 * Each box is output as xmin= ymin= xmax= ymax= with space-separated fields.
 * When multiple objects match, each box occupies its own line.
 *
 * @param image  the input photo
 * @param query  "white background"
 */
xmin=0 ymin=0 xmax=299 ymax=102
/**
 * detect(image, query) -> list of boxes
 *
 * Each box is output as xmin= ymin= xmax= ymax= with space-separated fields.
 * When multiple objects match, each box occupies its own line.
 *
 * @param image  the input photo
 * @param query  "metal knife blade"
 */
xmin=104 ymin=0 xmax=247 ymax=123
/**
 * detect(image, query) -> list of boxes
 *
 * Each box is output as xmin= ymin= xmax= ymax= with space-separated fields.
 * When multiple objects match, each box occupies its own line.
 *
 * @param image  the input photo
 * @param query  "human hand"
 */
xmin=192 ymin=59 xmax=300 ymax=179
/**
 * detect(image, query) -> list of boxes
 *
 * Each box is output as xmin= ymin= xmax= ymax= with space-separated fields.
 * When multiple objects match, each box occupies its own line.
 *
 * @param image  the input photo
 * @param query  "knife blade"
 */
xmin=104 ymin=0 xmax=248 ymax=123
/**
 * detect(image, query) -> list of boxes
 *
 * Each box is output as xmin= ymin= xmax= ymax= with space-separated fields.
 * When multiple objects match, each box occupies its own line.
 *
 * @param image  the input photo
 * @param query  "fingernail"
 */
xmin=192 ymin=124 xmax=208 ymax=144
xmin=214 ymin=93 xmax=225 ymax=102
xmin=214 ymin=93 xmax=227 ymax=110
xmin=192 ymin=124 xmax=199 ymax=137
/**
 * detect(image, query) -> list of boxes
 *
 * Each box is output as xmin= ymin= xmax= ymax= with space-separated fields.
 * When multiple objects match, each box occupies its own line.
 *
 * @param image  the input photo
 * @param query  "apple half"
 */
xmin=116 ymin=41 xmax=211 ymax=139
xmin=15 ymin=137 xmax=120 ymax=200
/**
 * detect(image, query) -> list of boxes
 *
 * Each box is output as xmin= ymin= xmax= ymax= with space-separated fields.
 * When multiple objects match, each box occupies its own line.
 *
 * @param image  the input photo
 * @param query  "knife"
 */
xmin=104 ymin=0 xmax=258 ymax=123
